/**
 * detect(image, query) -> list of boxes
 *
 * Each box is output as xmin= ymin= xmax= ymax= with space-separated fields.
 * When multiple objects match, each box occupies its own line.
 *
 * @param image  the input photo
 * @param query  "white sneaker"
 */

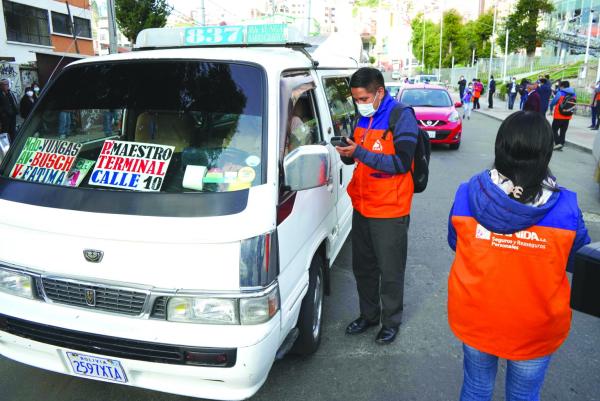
xmin=553 ymin=144 xmax=563 ymax=150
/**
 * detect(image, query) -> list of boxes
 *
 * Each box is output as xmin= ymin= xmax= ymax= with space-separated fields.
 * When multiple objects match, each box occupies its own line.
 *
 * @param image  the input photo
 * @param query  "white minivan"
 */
xmin=0 ymin=25 xmax=356 ymax=400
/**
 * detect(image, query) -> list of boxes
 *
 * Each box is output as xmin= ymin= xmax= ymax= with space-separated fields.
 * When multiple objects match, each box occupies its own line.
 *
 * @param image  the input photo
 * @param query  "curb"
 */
xmin=475 ymin=111 xmax=593 ymax=154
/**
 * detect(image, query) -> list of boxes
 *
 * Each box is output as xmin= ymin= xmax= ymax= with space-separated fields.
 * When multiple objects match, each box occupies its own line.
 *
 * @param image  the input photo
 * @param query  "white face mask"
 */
xmin=357 ymin=92 xmax=380 ymax=117
xmin=33 ymin=87 xmax=40 ymax=93
xmin=26 ymin=90 xmax=34 ymax=97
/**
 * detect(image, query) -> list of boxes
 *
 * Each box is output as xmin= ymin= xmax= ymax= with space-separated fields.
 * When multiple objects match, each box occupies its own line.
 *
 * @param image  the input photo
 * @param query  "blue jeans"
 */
xmin=592 ymin=105 xmax=600 ymax=127
xmin=460 ymin=344 xmax=552 ymax=401
xmin=508 ymin=93 xmax=517 ymax=109
xmin=58 ymin=111 xmax=71 ymax=137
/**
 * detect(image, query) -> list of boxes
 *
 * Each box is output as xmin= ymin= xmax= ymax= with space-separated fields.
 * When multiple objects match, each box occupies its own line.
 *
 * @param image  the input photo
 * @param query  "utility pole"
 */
xmin=306 ymin=0 xmax=312 ymax=36
xmin=65 ymin=1 xmax=80 ymax=54
xmin=422 ymin=13 xmax=425 ymax=70
xmin=200 ymin=0 xmax=206 ymax=26
xmin=438 ymin=8 xmax=443 ymax=79
xmin=584 ymin=2 xmax=594 ymax=78
xmin=488 ymin=0 xmax=497 ymax=83
xmin=502 ymin=28 xmax=509 ymax=81
xmin=106 ymin=0 xmax=118 ymax=54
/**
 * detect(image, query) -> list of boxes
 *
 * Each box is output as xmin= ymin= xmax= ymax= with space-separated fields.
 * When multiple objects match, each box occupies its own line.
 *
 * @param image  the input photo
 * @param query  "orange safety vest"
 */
xmin=553 ymin=95 xmax=573 ymax=120
xmin=347 ymin=119 xmax=414 ymax=218
xmin=448 ymin=187 xmax=579 ymax=360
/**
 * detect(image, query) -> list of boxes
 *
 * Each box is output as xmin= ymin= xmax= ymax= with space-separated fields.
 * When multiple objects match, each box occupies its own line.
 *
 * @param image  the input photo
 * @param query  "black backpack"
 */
xmin=388 ymin=104 xmax=431 ymax=193
xmin=558 ymin=93 xmax=577 ymax=116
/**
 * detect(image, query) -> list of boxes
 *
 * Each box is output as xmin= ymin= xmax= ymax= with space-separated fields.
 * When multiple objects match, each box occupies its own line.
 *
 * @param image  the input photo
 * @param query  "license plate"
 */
xmin=427 ymin=130 xmax=437 ymax=139
xmin=66 ymin=352 xmax=128 ymax=383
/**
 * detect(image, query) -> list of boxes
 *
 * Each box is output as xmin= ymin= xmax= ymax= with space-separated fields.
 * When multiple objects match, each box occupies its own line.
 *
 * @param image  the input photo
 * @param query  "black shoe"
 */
xmin=588 ymin=125 xmax=595 ymax=128
xmin=375 ymin=326 xmax=399 ymax=345
xmin=592 ymin=127 xmax=599 ymax=130
xmin=345 ymin=317 xmax=379 ymax=335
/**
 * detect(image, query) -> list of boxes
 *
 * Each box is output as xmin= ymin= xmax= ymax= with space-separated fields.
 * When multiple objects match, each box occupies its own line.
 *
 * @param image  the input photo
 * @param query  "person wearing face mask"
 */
xmin=589 ymin=81 xmax=600 ymax=130
xmin=335 ymin=67 xmax=418 ymax=345
xmin=19 ymin=86 xmax=37 ymax=119
xmin=507 ymin=77 xmax=518 ymax=110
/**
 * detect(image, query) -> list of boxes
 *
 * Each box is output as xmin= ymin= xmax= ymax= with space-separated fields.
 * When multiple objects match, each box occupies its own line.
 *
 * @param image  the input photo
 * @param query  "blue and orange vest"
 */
xmin=448 ymin=184 xmax=580 ymax=360
xmin=347 ymin=108 xmax=414 ymax=218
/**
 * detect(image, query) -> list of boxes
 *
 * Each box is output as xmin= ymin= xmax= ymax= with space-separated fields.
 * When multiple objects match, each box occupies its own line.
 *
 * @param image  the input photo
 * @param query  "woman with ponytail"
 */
xmin=447 ymin=111 xmax=590 ymax=401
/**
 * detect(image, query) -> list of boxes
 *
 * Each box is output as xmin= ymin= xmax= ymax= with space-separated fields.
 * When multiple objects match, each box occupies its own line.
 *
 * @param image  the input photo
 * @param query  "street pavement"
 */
xmin=1 ymin=113 xmax=599 ymax=401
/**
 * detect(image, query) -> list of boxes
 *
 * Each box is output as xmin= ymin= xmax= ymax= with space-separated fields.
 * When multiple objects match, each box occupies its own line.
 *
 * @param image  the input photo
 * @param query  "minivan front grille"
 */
xmin=40 ymin=278 xmax=147 ymax=316
xmin=150 ymin=296 xmax=168 ymax=319
xmin=0 ymin=314 xmax=237 ymax=367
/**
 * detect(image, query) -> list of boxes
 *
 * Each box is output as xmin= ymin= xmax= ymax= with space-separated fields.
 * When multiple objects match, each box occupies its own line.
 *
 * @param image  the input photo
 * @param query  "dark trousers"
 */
xmin=473 ymin=97 xmax=481 ymax=109
xmin=488 ymin=91 xmax=494 ymax=108
xmin=508 ymin=93 xmax=517 ymax=109
xmin=459 ymin=88 xmax=465 ymax=103
xmin=552 ymin=119 xmax=570 ymax=145
xmin=592 ymin=105 xmax=600 ymax=128
xmin=351 ymin=210 xmax=409 ymax=328
xmin=0 ymin=115 xmax=16 ymax=143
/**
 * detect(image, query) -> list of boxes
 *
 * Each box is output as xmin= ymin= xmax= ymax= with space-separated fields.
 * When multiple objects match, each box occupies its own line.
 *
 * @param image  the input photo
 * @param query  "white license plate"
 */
xmin=427 ymin=130 xmax=437 ymax=138
xmin=66 ymin=352 xmax=128 ymax=383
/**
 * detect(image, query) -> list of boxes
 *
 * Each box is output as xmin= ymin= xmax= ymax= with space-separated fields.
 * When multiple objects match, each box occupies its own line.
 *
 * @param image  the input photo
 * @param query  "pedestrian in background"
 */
xmin=538 ymin=78 xmax=552 ymax=115
xmin=523 ymin=83 xmax=541 ymax=113
xmin=336 ymin=67 xmax=418 ymax=345
xmin=447 ymin=111 xmax=590 ymax=401
xmin=589 ymin=80 xmax=600 ymax=130
xmin=0 ymin=78 xmax=18 ymax=143
xmin=487 ymin=75 xmax=496 ymax=109
xmin=458 ymin=76 xmax=467 ymax=104
xmin=507 ymin=77 xmax=518 ymax=110
xmin=473 ymin=79 xmax=482 ymax=110
xmin=518 ymin=78 xmax=529 ymax=110
xmin=462 ymin=85 xmax=474 ymax=120
xmin=549 ymin=80 xmax=576 ymax=151
xmin=19 ymin=86 xmax=37 ymax=120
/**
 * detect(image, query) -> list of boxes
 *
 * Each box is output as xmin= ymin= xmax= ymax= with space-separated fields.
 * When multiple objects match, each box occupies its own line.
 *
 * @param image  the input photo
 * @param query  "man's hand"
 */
xmin=335 ymin=138 xmax=358 ymax=158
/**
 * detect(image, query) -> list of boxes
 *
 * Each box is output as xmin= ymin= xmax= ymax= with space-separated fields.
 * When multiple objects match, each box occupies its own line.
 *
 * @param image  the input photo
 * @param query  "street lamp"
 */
xmin=439 ymin=7 xmax=443 ymax=78
xmin=584 ymin=1 xmax=594 ymax=78
xmin=488 ymin=0 xmax=498 ymax=83
xmin=422 ymin=12 xmax=425 ymax=70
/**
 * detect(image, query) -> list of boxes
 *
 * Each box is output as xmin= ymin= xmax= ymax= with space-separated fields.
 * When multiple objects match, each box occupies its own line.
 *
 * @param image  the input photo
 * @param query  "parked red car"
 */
xmin=397 ymin=84 xmax=463 ymax=150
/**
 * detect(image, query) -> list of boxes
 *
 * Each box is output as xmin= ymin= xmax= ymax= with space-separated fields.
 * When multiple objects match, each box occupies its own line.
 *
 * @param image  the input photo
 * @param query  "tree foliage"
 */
xmin=115 ymin=0 xmax=172 ymax=44
xmin=411 ymin=10 xmax=495 ymax=69
xmin=501 ymin=0 xmax=554 ymax=55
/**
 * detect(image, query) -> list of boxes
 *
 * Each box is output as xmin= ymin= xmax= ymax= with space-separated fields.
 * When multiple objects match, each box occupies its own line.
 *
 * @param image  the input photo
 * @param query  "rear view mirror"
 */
xmin=454 ymin=102 xmax=462 ymax=108
xmin=283 ymin=145 xmax=330 ymax=191
xmin=571 ymin=242 xmax=600 ymax=318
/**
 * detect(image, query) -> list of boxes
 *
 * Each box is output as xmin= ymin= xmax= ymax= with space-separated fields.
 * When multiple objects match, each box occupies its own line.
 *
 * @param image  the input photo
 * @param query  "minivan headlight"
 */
xmin=240 ymin=286 xmax=279 ymax=325
xmin=167 ymin=297 xmax=239 ymax=325
xmin=0 ymin=268 xmax=34 ymax=299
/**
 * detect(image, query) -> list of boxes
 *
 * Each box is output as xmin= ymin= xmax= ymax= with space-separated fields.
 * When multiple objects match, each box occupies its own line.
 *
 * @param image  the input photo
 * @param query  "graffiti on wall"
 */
xmin=20 ymin=69 xmax=38 ymax=92
xmin=0 ymin=62 xmax=22 ymax=99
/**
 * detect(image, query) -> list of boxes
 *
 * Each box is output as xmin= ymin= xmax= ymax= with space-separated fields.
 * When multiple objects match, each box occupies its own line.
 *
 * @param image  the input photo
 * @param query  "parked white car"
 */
xmin=0 ymin=24 xmax=356 ymax=401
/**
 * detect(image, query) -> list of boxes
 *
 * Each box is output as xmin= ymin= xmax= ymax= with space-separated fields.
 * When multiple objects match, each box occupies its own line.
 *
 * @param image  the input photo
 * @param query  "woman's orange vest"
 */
xmin=448 ymin=185 xmax=578 ymax=360
xmin=347 ymin=118 xmax=414 ymax=218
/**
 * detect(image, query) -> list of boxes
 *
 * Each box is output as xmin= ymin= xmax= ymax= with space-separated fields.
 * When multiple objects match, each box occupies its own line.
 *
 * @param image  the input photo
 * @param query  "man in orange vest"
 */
xmin=335 ymin=67 xmax=418 ymax=344
xmin=549 ymin=80 xmax=576 ymax=150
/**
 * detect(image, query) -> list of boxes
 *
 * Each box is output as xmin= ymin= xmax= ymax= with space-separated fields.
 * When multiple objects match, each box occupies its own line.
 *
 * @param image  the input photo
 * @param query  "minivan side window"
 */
xmin=323 ymin=77 xmax=355 ymax=137
xmin=284 ymin=89 xmax=321 ymax=156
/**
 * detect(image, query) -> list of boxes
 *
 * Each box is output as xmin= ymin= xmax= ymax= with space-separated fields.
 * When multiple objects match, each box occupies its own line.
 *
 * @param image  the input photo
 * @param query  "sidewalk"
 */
xmin=450 ymin=89 xmax=596 ymax=153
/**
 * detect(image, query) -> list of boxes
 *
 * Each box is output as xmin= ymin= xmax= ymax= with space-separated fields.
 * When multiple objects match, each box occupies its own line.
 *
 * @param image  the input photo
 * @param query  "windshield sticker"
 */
xmin=182 ymin=165 xmax=207 ymax=191
xmin=64 ymin=158 xmax=95 ymax=187
xmin=245 ymin=155 xmax=260 ymax=167
xmin=237 ymin=167 xmax=256 ymax=183
xmin=10 ymin=137 xmax=81 ymax=185
xmin=203 ymin=168 xmax=225 ymax=184
xmin=89 ymin=140 xmax=174 ymax=192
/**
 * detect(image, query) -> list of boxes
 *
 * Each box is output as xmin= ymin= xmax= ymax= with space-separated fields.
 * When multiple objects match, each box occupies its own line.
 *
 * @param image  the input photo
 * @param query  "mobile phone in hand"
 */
xmin=330 ymin=136 xmax=350 ymax=147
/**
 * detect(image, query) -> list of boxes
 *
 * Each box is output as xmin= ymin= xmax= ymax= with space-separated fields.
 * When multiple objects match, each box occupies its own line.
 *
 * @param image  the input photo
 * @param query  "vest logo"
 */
xmin=475 ymin=224 xmax=491 ymax=240
xmin=372 ymin=139 xmax=383 ymax=152
xmin=515 ymin=230 xmax=547 ymax=242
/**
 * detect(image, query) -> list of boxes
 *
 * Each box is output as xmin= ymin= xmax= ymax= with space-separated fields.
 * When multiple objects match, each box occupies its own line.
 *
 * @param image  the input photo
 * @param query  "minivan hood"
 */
xmin=0 ymin=185 xmax=276 ymax=291
xmin=413 ymin=106 xmax=455 ymax=121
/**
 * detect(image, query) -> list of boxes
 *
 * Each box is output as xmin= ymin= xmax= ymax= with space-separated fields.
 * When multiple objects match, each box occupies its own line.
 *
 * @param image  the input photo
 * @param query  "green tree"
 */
xmin=115 ymin=0 xmax=172 ymax=44
xmin=502 ymin=0 xmax=554 ymax=56
xmin=411 ymin=13 xmax=441 ymax=70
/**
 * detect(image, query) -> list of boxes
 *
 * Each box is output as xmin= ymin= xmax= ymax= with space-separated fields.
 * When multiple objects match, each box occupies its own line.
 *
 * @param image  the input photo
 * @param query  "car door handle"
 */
xmin=339 ymin=167 xmax=343 ymax=186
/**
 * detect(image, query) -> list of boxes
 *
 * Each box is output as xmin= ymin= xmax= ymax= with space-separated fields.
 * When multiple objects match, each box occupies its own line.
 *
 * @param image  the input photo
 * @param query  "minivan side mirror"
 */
xmin=454 ymin=101 xmax=462 ymax=108
xmin=283 ymin=145 xmax=330 ymax=191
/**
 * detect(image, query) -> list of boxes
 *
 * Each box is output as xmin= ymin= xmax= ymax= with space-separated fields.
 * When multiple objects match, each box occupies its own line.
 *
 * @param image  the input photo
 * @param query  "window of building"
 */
xmin=51 ymin=12 xmax=72 ymax=35
xmin=3 ymin=0 xmax=51 ymax=46
xmin=74 ymin=17 xmax=92 ymax=38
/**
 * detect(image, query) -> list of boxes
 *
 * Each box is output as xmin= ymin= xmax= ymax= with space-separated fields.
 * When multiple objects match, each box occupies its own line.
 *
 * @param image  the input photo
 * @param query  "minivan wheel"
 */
xmin=291 ymin=254 xmax=325 ymax=356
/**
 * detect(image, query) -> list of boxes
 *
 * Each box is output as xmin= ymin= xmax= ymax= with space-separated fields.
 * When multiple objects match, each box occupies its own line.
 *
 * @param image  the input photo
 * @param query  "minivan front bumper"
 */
xmin=0 ymin=292 xmax=281 ymax=401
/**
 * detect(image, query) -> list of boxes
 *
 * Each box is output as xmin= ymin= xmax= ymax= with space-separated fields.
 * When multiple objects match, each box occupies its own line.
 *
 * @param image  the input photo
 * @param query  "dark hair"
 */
xmin=560 ymin=80 xmax=570 ymax=88
xmin=540 ymin=78 xmax=547 ymax=84
xmin=494 ymin=111 xmax=555 ymax=204
xmin=545 ymin=74 xmax=550 ymax=79
xmin=350 ymin=67 xmax=384 ymax=93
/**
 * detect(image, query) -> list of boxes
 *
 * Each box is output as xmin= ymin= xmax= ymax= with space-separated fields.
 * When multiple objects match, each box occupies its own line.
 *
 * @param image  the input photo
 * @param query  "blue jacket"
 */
xmin=550 ymin=87 xmax=576 ymax=109
xmin=448 ymin=170 xmax=590 ymax=271
xmin=538 ymin=82 xmax=552 ymax=112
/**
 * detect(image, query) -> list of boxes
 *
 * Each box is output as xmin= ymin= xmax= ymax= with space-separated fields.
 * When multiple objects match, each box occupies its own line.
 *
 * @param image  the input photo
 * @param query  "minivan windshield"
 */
xmin=2 ymin=61 xmax=265 ymax=193
xmin=400 ymin=89 xmax=452 ymax=108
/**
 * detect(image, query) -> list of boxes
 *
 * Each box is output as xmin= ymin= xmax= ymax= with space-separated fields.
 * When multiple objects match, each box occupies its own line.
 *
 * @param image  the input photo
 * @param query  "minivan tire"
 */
xmin=291 ymin=254 xmax=325 ymax=356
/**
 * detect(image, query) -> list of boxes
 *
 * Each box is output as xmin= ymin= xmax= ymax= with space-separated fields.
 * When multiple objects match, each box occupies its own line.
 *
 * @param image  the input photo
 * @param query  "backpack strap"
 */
xmin=383 ymin=103 xmax=414 ymax=140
